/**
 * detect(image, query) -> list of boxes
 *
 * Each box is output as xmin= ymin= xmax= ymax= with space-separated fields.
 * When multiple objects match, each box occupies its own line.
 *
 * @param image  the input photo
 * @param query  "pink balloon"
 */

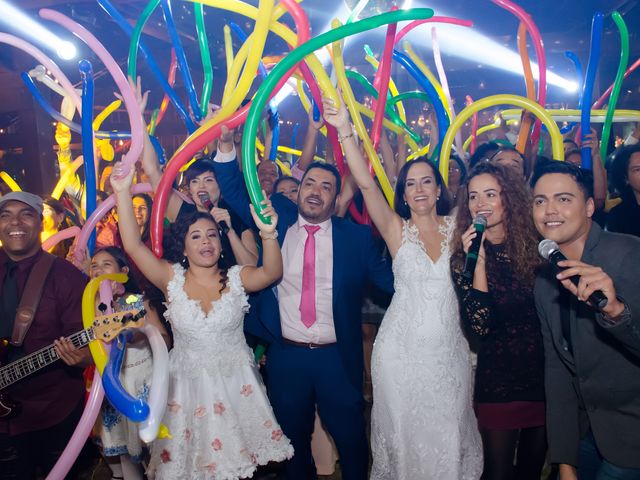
xmin=41 ymin=226 xmax=80 ymax=252
xmin=431 ymin=27 xmax=464 ymax=155
xmin=74 ymin=183 xmax=153 ymax=264
xmin=0 ymin=33 xmax=81 ymax=112
xmin=393 ymin=16 xmax=473 ymax=46
xmin=45 ymin=368 xmax=104 ymax=480
xmin=39 ymin=9 xmax=144 ymax=177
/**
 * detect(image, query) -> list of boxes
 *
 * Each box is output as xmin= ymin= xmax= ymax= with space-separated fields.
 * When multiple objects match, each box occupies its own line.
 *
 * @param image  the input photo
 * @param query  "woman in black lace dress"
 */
xmin=450 ymin=162 xmax=546 ymax=480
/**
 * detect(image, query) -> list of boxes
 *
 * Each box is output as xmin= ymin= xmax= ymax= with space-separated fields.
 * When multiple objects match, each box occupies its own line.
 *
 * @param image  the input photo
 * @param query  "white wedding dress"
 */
xmin=147 ymin=265 xmax=293 ymax=480
xmin=370 ymin=218 xmax=483 ymax=480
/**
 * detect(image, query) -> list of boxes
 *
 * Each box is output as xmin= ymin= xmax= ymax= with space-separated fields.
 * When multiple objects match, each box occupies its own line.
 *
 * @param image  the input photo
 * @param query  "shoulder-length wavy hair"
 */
xmin=394 ymin=157 xmax=451 ymax=219
xmin=451 ymin=162 xmax=541 ymax=282
xmin=163 ymin=211 xmax=232 ymax=293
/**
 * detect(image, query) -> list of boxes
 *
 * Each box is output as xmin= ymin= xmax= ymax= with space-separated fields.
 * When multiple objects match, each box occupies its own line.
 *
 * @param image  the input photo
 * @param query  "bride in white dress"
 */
xmin=111 ymin=162 xmax=293 ymax=479
xmin=323 ymin=98 xmax=482 ymax=479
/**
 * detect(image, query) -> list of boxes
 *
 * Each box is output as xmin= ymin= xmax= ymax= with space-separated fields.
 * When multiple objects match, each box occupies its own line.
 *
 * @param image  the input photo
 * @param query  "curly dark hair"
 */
xmin=163 ymin=211 xmax=231 ymax=294
xmin=451 ymin=162 xmax=542 ymax=283
xmin=394 ymin=157 xmax=451 ymax=218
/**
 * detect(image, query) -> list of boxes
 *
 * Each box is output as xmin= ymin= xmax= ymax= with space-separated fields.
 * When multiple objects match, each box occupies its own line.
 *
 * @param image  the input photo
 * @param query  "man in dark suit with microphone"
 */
xmin=531 ymin=161 xmax=640 ymax=480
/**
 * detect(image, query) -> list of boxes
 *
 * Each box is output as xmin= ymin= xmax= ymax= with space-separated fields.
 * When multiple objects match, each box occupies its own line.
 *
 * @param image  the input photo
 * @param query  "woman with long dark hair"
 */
xmin=451 ymin=162 xmax=546 ymax=480
xmin=111 ymin=162 xmax=292 ymax=479
xmin=323 ymin=97 xmax=482 ymax=480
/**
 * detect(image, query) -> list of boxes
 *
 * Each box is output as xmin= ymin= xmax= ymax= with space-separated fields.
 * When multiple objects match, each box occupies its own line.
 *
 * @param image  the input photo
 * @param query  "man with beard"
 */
xmin=211 ymin=127 xmax=393 ymax=480
xmin=531 ymin=162 xmax=640 ymax=480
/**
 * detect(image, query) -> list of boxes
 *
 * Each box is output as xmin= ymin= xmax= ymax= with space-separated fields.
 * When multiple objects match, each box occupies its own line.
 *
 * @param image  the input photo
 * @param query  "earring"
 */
xmin=437 ymin=196 xmax=440 ymax=200
xmin=181 ymin=256 xmax=189 ymax=268
xmin=404 ymin=200 xmax=408 ymax=206
xmin=220 ymin=252 xmax=225 ymax=259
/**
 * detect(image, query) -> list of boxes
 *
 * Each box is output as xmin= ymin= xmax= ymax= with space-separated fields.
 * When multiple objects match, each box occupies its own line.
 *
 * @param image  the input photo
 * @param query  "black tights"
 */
xmin=481 ymin=426 xmax=547 ymax=480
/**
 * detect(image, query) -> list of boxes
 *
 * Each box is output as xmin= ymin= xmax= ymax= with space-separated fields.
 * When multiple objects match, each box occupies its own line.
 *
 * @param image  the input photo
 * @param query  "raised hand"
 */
xmin=110 ymin=160 xmax=136 ymax=194
xmin=322 ymin=96 xmax=351 ymax=133
xmin=250 ymin=193 xmax=278 ymax=234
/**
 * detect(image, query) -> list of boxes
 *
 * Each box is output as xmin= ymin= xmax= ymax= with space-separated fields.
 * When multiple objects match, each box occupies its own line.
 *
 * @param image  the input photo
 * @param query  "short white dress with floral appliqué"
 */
xmin=147 ymin=265 xmax=293 ymax=480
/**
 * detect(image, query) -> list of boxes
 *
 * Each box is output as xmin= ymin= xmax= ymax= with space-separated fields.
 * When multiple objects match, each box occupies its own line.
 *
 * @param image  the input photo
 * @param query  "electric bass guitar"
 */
xmin=0 ymin=295 xmax=145 ymax=419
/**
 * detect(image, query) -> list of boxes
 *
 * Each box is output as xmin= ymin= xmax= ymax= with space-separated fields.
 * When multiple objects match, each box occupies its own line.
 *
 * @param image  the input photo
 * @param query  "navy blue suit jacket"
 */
xmin=213 ymin=160 xmax=394 ymax=387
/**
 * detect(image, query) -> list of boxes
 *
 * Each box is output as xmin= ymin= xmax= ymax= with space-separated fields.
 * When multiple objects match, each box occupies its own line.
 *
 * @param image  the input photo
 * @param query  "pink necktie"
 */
xmin=300 ymin=225 xmax=321 ymax=328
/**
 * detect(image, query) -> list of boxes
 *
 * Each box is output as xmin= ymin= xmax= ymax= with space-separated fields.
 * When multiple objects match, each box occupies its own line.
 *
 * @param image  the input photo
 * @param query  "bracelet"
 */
xmin=338 ymin=132 xmax=355 ymax=143
xmin=259 ymin=230 xmax=279 ymax=240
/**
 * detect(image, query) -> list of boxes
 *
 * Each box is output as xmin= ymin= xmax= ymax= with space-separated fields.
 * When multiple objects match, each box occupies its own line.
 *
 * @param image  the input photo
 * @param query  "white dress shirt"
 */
xmin=278 ymin=215 xmax=336 ymax=344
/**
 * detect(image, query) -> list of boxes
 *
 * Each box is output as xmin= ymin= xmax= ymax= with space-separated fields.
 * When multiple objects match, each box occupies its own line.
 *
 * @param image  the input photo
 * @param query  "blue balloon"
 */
xmin=102 ymin=332 xmax=150 ymax=422
xmin=560 ymin=51 xmax=584 ymax=135
xmin=392 ymin=49 xmax=449 ymax=158
xmin=161 ymin=0 xmax=202 ymax=122
xmin=21 ymin=72 xmax=131 ymax=139
xmin=149 ymin=135 xmax=166 ymax=165
xmin=581 ymin=12 xmax=604 ymax=170
xmin=312 ymin=98 xmax=321 ymax=123
xmin=79 ymin=60 xmax=97 ymax=256
xmin=96 ymin=0 xmax=196 ymax=133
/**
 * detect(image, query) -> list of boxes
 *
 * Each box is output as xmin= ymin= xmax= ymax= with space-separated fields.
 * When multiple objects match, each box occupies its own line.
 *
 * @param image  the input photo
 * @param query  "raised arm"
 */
xmin=296 ymin=106 xmax=324 ymax=173
xmin=111 ymin=161 xmax=173 ymax=293
xmin=322 ymin=96 xmax=402 ymax=253
xmin=239 ymin=198 xmax=283 ymax=292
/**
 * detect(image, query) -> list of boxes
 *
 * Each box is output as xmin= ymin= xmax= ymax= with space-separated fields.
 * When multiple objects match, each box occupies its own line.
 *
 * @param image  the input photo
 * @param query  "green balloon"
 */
xmin=128 ymin=0 xmax=160 ymax=81
xmin=242 ymin=8 xmax=434 ymax=222
xmin=194 ymin=2 xmax=213 ymax=118
xmin=600 ymin=11 xmax=629 ymax=163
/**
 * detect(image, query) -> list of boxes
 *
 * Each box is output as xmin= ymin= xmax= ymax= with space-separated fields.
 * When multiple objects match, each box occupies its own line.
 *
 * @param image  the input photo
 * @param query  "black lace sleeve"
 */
xmin=451 ymin=257 xmax=495 ymax=339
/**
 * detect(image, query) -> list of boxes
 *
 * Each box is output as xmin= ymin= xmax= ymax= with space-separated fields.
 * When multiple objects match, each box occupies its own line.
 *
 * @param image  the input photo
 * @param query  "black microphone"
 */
xmin=198 ymin=192 xmax=229 ymax=235
xmin=463 ymin=215 xmax=488 ymax=279
xmin=538 ymin=239 xmax=608 ymax=310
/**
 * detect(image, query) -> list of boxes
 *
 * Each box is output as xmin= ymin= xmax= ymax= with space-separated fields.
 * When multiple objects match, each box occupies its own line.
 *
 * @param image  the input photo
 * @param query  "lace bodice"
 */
xmin=164 ymin=264 xmax=254 ymax=377
xmin=370 ymin=216 xmax=482 ymax=479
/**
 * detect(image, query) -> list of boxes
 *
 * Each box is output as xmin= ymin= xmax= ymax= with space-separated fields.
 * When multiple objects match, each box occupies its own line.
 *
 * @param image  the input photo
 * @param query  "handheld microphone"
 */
xmin=198 ymin=192 xmax=229 ymax=235
xmin=463 ymin=215 xmax=488 ymax=279
xmin=538 ymin=239 xmax=608 ymax=310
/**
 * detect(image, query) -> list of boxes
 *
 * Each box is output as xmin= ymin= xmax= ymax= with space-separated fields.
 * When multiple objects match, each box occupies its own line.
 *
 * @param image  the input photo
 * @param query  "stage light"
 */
xmin=0 ymin=0 xmax=77 ymax=60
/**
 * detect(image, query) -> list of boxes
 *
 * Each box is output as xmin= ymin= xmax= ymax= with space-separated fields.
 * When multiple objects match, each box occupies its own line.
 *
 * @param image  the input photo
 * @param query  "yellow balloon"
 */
xmin=0 ymin=171 xmax=21 ymax=192
xmin=255 ymin=137 xmax=323 ymax=164
xmin=223 ymin=25 xmax=234 ymax=78
xmin=462 ymin=119 xmax=519 ymax=152
xmin=500 ymin=108 xmax=640 ymax=123
xmin=93 ymin=100 xmax=122 ymax=131
xmin=181 ymin=0 xmax=339 ymax=155
xmin=51 ymin=156 xmax=84 ymax=200
xmin=332 ymin=18 xmax=394 ymax=206
xmin=440 ymin=94 xmax=564 ymax=185
xmin=82 ymin=273 xmax=128 ymax=374
xmin=221 ymin=0 xmax=274 ymax=113
xmin=406 ymin=143 xmax=430 ymax=161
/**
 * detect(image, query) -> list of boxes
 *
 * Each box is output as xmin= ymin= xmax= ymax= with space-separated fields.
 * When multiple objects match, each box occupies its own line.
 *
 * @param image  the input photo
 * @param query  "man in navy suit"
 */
xmin=212 ymin=128 xmax=393 ymax=479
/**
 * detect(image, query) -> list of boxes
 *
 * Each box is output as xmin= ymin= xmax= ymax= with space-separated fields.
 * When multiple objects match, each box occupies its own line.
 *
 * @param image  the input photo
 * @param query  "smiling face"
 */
xmin=90 ymin=250 xmax=127 ymax=279
xmin=468 ymin=173 xmax=505 ymax=229
xmin=402 ymin=161 xmax=440 ymax=215
xmin=276 ymin=178 xmax=299 ymax=204
xmin=491 ymin=150 xmax=525 ymax=177
xmin=532 ymin=173 xmax=594 ymax=249
xmin=0 ymin=200 xmax=42 ymax=261
xmin=298 ymin=167 xmax=339 ymax=223
xmin=257 ymin=161 xmax=279 ymax=196
xmin=188 ymin=170 xmax=220 ymax=210
xmin=183 ymin=218 xmax=222 ymax=268
xmin=132 ymin=196 xmax=149 ymax=230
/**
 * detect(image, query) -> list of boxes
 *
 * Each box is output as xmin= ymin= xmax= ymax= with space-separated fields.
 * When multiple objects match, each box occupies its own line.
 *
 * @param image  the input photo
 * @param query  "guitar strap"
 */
xmin=9 ymin=252 xmax=56 ymax=347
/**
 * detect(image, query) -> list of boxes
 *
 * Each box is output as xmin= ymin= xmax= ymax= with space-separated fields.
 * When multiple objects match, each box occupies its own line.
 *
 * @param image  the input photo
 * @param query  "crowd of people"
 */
xmin=0 ymin=86 xmax=639 ymax=480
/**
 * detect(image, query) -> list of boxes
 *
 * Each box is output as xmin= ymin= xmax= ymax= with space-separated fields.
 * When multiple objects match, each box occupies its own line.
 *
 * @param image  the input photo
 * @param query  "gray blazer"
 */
xmin=534 ymin=223 xmax=640 ymax=468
